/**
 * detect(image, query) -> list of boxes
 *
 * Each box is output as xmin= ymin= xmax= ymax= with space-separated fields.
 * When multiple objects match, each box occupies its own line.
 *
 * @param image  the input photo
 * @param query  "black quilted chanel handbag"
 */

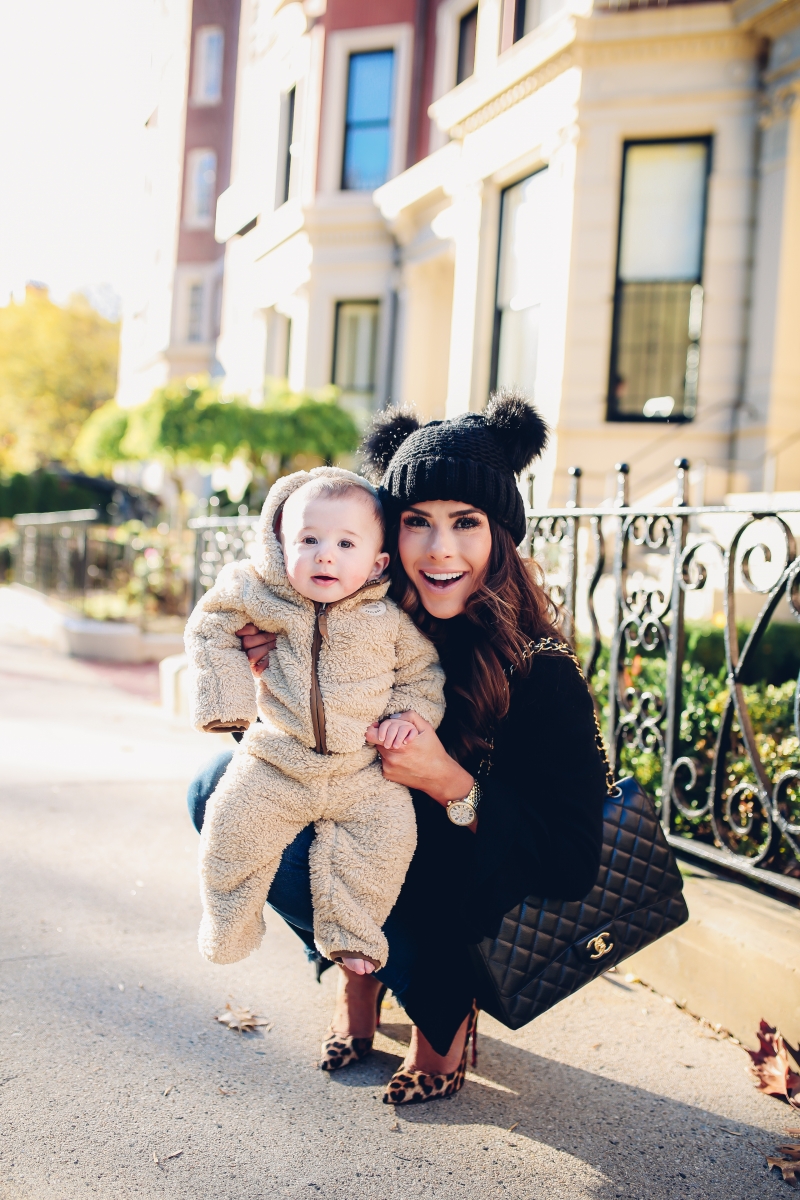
xmin=469 ymin=639 xmax=689 ymax=1030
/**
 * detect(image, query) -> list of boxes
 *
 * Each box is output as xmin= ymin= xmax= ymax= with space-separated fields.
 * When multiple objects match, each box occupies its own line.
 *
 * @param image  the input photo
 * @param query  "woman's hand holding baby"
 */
xmin=366 ymin=712 xmax=475 ymax=814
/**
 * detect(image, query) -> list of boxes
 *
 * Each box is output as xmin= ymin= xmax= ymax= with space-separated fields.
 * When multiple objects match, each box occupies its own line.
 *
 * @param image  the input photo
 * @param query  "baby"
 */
xmin=185 ymin=467 xmax=445 ymax=974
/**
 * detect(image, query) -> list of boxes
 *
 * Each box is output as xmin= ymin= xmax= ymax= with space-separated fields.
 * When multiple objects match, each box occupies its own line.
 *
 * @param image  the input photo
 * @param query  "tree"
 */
xmin=0 ymin=287 xmax=119 ymax=475
xmin=73 ymin=377 xmax=361 ymax=481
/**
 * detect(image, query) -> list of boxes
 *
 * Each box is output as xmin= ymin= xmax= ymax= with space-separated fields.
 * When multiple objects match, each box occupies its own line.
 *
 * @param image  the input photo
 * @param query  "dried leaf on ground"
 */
xmin=214 ymin=1003 xmax=270 ymax=1033
xmin=748 ymin=1021 xmax=800 ymax=1108
xmin=163 ymin=1084 xmax=174 ymax=1097
xmin=777 ymin=1144 xmax=800 ymax=1162
xmin=767 ymin=1156 xmax=799 ymax=1186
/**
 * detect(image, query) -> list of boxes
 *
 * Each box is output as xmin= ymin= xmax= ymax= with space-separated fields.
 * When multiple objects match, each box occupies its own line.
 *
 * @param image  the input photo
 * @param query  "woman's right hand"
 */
xmin=235 ymin=624 xmax=276 ymax=676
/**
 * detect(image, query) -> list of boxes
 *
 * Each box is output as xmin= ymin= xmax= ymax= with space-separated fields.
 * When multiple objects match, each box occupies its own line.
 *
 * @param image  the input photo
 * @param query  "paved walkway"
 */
xmin=0 ymin=637 xmax=792 ymax=1199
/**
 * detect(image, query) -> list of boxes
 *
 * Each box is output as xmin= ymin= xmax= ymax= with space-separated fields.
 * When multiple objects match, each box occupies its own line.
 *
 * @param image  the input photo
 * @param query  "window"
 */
xmin=491 ymin=168 xmax=551 ymax=398
xmin=607 ymin=139 xmax=711 ymax=422
xmin=185 ymin=148 xmax=217 ymax=228
xmin=513 ymin=0 xmax=567 ymax=38
xmin=456 ymin=7 xmax=478 ymax=84
xmin=332 ymin=301 xmax=380 ymax=421
xmin=276 ymin=87 xmax=296 ymax=208
xmin=341 ymin=51 xmax=394 ymax=191
xmin=193 ymin=26 xmax=224 ymax=105
xmin=187 ymin=283 xmax=204 ymax=342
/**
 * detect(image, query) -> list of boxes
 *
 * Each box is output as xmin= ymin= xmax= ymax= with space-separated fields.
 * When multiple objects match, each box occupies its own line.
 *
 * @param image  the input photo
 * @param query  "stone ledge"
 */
xmin=625 ymin=862 xmax=800 ymax=1050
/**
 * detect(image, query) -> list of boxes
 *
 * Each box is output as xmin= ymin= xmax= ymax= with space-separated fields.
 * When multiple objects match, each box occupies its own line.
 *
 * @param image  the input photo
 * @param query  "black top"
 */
xmin=393 ymin=647 xmax=607 ymax=1054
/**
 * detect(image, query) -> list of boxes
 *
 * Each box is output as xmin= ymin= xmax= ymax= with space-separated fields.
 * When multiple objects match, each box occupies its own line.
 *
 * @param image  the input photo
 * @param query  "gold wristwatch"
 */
xmin=446 ymin=780 xmax=481 ymax=826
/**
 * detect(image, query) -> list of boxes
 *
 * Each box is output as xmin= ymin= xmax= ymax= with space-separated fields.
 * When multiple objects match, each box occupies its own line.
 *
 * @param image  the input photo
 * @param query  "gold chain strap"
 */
xmin=508 ymin=637 xmax=618 ymax=797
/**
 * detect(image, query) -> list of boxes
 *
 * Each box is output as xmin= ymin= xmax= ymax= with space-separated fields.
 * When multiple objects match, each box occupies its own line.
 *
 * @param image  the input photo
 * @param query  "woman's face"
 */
xmin=397 ymin=499 xmax=493 ymax=619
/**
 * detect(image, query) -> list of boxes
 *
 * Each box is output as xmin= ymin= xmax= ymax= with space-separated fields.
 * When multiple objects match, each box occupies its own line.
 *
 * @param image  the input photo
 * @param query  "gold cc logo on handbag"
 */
xmin=587 ymin=931 xmax=614 ymax=959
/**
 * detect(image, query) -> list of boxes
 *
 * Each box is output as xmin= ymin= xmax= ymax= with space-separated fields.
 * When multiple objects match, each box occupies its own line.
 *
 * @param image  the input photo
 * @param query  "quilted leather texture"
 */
xmin=471 ymin=777 xmax=689 ymax=1030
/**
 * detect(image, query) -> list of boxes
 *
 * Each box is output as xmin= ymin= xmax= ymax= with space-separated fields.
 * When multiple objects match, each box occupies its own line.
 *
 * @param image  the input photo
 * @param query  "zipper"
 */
xmin=307 ymin=576 xmax=385 ymax=756
xmin=310 ymin=603 xmax=329 ymax=755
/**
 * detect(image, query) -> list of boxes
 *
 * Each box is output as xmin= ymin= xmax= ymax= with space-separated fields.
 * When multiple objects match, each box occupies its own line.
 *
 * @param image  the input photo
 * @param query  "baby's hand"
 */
xmin=370 ymin=716 xmax=420 ymax=750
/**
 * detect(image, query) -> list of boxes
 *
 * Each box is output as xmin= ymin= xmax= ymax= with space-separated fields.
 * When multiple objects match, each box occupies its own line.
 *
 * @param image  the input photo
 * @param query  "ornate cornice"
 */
xmin=448 ymin=26 xmax=754 ymax=140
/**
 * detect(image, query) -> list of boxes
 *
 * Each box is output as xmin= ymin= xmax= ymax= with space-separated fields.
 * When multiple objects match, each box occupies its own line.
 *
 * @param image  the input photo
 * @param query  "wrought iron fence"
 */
xmin=188 ymin=465 xmax=800 ymax=900
xmin=188 ymin=515 xmax=260 ymax=607
xmin=13 ymin=509 xmax=101 ymax=607
xmin=527 ymin=459 xmax=800 ymax=900
xmin=13 ymin=509 xmax=193 ymax=619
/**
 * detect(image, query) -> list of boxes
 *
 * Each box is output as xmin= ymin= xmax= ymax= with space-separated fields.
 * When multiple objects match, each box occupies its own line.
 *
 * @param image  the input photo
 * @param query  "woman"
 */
xmin=187 ymin=389 xmax=607 ymax=1104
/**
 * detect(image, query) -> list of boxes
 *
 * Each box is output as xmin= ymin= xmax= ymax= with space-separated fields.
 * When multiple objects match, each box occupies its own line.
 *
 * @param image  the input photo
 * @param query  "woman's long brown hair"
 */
xmin=387 ymin=516 xmax=562 ymax=766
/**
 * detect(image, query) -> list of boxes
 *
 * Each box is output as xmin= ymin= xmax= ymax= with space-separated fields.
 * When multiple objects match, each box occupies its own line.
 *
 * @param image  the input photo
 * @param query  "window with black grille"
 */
xmin=607 ymin=138 xmax=711 ymax=423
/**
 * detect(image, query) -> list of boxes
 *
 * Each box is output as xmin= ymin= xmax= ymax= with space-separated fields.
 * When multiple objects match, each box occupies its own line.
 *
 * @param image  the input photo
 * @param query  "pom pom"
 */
xmin=484 ymin=387 xmax=549 ymax=474
xmin=360 ymin=407 xmax=420 ymax=482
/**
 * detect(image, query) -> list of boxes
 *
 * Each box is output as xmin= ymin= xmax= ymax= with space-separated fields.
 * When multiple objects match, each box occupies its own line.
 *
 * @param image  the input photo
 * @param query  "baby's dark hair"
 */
xmin=294 ymin=477 xmax=385 ymax=539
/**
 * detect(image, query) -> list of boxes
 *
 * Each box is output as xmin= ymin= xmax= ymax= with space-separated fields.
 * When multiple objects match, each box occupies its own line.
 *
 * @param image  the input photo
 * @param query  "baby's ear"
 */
xmin=369 ymin=551 xmax=391 ymax=580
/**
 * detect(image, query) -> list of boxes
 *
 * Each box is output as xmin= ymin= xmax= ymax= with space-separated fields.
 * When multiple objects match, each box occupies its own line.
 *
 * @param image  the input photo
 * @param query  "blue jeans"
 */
xmin=187 ymin=749 xmax=416 ymax=1001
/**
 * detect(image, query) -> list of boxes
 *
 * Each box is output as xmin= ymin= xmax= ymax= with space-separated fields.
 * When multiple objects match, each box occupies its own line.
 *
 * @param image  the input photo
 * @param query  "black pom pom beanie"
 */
xmin=361 ymin=388 xmax=549 ymax=546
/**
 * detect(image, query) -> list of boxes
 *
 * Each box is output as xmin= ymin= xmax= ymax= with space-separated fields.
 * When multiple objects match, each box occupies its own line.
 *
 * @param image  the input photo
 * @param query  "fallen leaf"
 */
xmin=787 ymin=1129 xmax=800 ymax=1136
xmin=388 ymin=1121 xmax=399 ymax=1132
xmin=748 ymin=1021 xmax=800 ymax=1108
xmin=214 ymin=1003 xmax=270 ymax=1034
xmin=767 ymin=1156 xmax=799 ymax=1186
xmin=777 ymin=1144 xmax=800 ymax=1162
xmin=163 ymin=1084 xmax=174 ymax=1097
xmin=218 ymin=1086 xmax=234 ymax=1095
xmin=507 ymin=1122 xmax=519 ymax=1133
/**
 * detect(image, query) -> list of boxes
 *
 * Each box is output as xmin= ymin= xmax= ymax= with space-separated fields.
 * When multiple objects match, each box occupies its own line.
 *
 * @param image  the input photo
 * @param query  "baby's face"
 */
xmin=279 ymin=489 xmax=389 ymax=604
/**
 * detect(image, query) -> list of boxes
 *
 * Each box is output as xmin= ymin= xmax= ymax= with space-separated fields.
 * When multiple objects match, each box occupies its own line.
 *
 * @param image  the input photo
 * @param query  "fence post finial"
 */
xmin=567 ymin=466 xmax=582 ymax=509
xmin=674 ymin=458 xmax=690 ymax=507
xmin=614 ymin=462 xmax=629 ymax=507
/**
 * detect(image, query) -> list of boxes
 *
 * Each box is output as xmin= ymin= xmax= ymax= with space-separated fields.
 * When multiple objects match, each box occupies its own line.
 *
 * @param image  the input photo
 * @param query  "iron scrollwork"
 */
xmin=523 ymin=460 xmax=800 ymax=901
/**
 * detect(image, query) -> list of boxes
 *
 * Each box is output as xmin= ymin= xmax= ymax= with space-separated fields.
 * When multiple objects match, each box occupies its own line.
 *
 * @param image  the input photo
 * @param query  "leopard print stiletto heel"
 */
xmin=383 ymin=1001 xmax=479 ymax=1104
xmin=319 ymin=983 xmax=387 ymax=1071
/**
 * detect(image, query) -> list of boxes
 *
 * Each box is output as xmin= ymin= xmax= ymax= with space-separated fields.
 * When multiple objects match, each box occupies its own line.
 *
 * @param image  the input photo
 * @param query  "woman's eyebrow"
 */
xmin=448 ymin=508 xmax=481 ymax=518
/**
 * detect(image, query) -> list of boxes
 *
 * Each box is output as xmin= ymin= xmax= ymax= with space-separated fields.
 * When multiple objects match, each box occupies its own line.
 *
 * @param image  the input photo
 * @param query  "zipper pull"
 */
xmin=317 ymin=604 xmax=329 ymax=643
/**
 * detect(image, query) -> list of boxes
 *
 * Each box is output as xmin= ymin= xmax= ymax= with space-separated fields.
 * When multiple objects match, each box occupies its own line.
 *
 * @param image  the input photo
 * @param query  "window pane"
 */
xmin=188 ymin=284 xmax=204 ymax=342
xmin=194 ymin=150 xmax=217 ymax=220
xmin=618 ymin=142 xmax=709 ymax=282
xmin=194 ymin=26 xmax=224 ymax=104
xmin=343 ymin=127 xmax=391 ymax=191
xmin=494 ymin=168 xmax=550 ymax=397
xmin=346 ymin=51 xmax=393 ymax=123
xmin=342 ymin=51 xmax=394 ymax=191
xmin=457 ymin=8 xmax=478 ymax=84
xmin=520 ymin=0 xmax=567 ymax=35
xmin=276 ymin=87 xmax=296 ymax=208
xmin=608 ymin=139 xmax=710 ymax=421
xmin=333 ymin=301 xmax=380 ymax=423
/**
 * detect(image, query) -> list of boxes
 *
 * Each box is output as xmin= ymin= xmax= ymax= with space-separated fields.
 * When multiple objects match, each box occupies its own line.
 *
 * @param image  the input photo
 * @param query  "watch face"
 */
xmin=447 ymin=801 xmax=475 ymax=826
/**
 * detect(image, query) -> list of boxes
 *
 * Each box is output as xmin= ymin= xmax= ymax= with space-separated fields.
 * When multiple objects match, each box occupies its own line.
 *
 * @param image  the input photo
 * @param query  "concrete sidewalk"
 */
xmin=0 ymin=639 xmax=792 ymax=1199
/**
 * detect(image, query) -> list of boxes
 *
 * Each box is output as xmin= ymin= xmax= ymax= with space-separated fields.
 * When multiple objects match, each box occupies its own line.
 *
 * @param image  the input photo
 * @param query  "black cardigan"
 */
xmin=393 ymin=648 xmax=607 ymax=1054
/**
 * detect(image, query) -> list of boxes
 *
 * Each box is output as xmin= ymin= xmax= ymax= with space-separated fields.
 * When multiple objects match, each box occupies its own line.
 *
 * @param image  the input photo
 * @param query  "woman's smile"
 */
xmin=420 ymin=569 xmax=466 ymax=590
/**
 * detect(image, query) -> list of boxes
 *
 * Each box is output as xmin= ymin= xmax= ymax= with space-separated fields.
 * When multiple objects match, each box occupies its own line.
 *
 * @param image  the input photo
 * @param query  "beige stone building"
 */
xmin=216 ymin=0 xmax=800 ymax=506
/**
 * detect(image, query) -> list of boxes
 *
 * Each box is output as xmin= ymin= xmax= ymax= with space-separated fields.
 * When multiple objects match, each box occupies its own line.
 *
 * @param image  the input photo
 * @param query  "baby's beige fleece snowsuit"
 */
xmin=185 ymin=467 xmax=445 ymax=970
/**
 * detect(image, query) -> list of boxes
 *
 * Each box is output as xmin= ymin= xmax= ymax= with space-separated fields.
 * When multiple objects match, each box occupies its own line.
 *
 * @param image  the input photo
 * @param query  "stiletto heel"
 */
xmin=319 ymin=983 xmax=387 ymax=1071
xmin=383 ymin=1000 xmax=479 ymax=1105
